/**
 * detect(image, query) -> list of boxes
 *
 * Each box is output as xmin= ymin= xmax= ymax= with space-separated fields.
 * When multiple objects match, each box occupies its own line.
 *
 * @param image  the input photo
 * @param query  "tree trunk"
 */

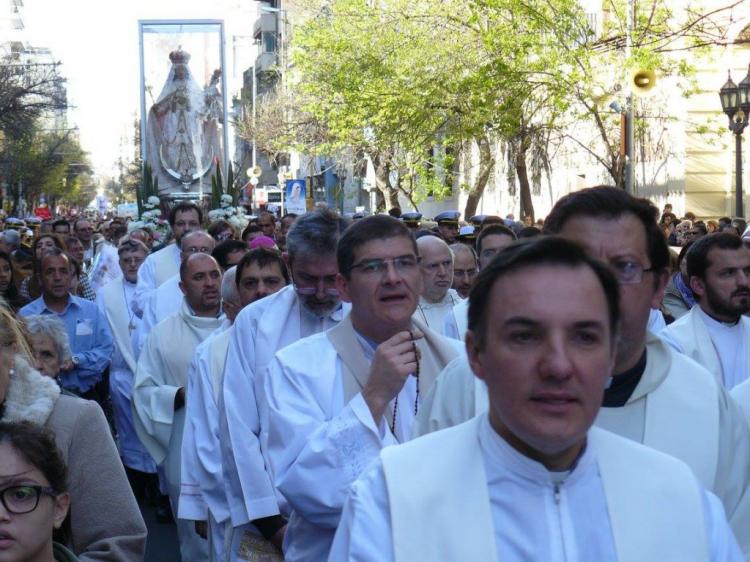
xmin=371 ymin=150 xmax=398 ymax=212
xmin=516 ymin=137 xmax=535 ymax=222
xmin=463 ymin=136 xmax=495 ymax=219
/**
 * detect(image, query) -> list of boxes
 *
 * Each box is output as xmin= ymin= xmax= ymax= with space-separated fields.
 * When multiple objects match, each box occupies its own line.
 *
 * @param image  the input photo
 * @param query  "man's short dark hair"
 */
xmin=168 ymin=202 xmax=203 ymax=227
xmin=241 ymin=224 xmax=262 ymax=241
xmin=543 ymin=185 xmax=669 ymax=273
xmin=212 ymin=240 xmax=248 ymax=270
xmin=39 ymin=246 xmax=70 ymax=269
xmin=476 ymin=224 xmax=516 ymax=254
xmin=235 ymin=247 xmax=290 ymax=288
xmin=51 ymin=219 xmax=70 ymax=232
xmin=286 ymin=209 xmax=349 ymax=262
xmin=686 ymin=232 xmax=744 ymax=281
xmin=468 ymin=236 xmax=620 ymax=349
xmin=518 ymin=226 xmax=542 ymax=239
xmin=337 ymin=215 xmax=417 ymax=279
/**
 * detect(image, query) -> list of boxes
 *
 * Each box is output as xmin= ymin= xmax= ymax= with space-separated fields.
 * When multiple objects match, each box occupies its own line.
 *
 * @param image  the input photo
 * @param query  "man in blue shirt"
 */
xmin=20 ymin=247 xmax=113 ymax=394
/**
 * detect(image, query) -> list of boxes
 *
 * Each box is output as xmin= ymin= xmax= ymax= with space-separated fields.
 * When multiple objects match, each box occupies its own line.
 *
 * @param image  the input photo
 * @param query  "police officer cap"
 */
xmin=434 ymin=210 xmax=460 ymax=224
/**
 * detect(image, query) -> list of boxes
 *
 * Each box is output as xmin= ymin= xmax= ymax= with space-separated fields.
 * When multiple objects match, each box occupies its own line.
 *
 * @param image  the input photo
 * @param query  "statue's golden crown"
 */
xmin=169 ymin=48 xmax=190 ymax=64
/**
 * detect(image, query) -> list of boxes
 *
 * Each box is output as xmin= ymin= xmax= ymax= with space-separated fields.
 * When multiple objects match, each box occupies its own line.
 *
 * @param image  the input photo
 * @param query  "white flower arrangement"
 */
xmin=136 ymin=196 xmax=171 ymax=243
xmin=209 ymin=195 xmax=250 ymax=230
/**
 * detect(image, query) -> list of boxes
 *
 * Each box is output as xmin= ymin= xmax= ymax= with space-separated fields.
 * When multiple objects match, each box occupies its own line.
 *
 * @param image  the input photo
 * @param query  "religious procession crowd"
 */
xmin=2 ymin=185 xmax=750 ymax=561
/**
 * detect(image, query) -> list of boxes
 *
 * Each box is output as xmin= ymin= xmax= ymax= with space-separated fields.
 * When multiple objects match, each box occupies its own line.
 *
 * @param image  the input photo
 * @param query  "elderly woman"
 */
xmin=23 ymin=315 xmax=71 ymax=386
xmin=0 ymin=306 xmax=146 ymax=560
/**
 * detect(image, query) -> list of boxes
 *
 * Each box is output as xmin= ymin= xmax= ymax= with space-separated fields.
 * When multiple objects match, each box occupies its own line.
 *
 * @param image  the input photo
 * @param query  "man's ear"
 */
xmin=335 ymin=273 xmax=353 ymax=304
xmin=178 ymin=280 xmax=187 ymax=296
xmin=690 ymin=275 xmax=706 ymax=300
xmin=650 ymin=268 xmax=669 ymax=309
xmin=465 ymin=330 xmax=485 ymax=381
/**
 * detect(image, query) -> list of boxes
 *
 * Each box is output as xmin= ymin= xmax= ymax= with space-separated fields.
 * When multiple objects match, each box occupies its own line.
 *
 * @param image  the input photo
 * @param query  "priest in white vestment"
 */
xmin=417 ymin=186 xmax=750 ymax=559
xmin=133 ymin=253 xmax=225 ymax=561
xmin=219 ymin=209 xmax=351 ymax=546
xmin=180 ymin=251 xmax=290 ymax=561
xmin=413 ymin=235 xmax=462 ymax=330
xmin=331 ymin=236 xmax=742 ymax=562
xmin=133 ymin=231 xmax=215 ymax=358
xmin=661 ymin=233 xmax=750 ymax=389
xmin=442 ymin=225 xmax=516 ymax=339
xmin=98 ymin=238 xmax=157 ymax=474
xmin=132 ymin=202 xmax=202 ymax=317
xmin=262 ymin=215 xmax=462 ymax=562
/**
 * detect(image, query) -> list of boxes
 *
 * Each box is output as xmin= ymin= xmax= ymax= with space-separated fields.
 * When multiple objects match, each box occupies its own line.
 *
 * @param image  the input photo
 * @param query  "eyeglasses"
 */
xmin=183 ymin=246 xmax=213 ymax=254
xmin=0 ymin=485 xmax=59 ymax=515
xmin=349 ymin=256 xmax=419 ymax=277
xmin=294 ymin=285 xmax=339 ymax=296
xmin=421 ymin=258 xmax=453 ymax=273
xmin=609 ymin=259 xmax=655 ymax=284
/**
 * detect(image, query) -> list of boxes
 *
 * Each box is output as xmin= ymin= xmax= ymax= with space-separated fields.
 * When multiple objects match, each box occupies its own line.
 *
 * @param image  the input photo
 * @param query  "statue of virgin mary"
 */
xmin=145 ymin=47 xmax=223 ymax=196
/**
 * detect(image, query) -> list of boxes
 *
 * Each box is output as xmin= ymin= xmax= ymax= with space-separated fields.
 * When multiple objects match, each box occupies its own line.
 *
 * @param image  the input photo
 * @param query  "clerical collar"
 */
xmin=186 ymin=302 xmax=222 ymax=318
xmin=603 ymin=349 xmax=647 ymax=407
xmin=698 ymin=305 xmax=741 ymax=328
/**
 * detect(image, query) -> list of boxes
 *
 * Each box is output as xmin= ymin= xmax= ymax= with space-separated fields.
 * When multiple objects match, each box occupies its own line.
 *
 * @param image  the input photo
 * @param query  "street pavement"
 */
xmin=140 ymin=500 xmax=181 ymax=562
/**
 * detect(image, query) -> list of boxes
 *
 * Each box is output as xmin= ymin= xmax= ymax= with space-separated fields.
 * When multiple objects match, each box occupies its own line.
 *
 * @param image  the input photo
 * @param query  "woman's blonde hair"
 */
xmin=0 ymin=300 xmax=33 ymax=362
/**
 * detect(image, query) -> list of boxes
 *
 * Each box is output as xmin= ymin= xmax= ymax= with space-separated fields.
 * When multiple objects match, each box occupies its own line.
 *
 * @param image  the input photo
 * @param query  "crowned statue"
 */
xmin=145 ymin=47 xmax=223 ymax=196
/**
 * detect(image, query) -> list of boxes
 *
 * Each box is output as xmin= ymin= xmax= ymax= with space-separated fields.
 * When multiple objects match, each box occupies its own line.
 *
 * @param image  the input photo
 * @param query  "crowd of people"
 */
xmin=0 ymin=187 xmax=749 ymax=561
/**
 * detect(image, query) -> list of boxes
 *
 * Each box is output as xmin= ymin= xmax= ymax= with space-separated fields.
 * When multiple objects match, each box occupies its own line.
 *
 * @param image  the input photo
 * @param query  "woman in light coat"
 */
xmin=0 ymin=302 xmax=147 ymax=561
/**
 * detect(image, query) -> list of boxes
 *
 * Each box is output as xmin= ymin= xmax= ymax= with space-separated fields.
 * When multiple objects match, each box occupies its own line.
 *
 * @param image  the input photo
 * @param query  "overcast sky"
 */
xmin=22 ymin=0 xmax=252 ymax=178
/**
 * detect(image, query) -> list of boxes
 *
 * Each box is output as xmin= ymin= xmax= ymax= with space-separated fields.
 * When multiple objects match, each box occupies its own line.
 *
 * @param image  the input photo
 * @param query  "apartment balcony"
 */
xmin=253 ymin=12 xmax=277 ymax=40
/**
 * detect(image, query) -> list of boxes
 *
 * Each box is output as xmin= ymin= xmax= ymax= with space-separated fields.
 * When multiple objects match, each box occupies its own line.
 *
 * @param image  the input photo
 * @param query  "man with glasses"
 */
xmin=261 ymin=215 xmax=461 ymax=561
xmin=414 ymin=235 xmax=461 ymax=330
xmin=413 ymin=187 xmax=750 ymax=559
xmin=218 ymin=209 xmax=350 ymax=554
xmin=443 ymin=224 xmax=517 ymax=340
xmin=97 ymin=238 xmax=158 ymax=494
xmin=132 ymin=231 xmax=215 ymax=358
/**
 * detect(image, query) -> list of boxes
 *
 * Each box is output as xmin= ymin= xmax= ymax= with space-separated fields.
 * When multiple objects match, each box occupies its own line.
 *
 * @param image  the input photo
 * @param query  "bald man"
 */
xmin=415 ymin=235 xmax=462 ymax=330
xmin=133 ymin=253 xmax=226 ymax=561
xmin=450 ymin=243 xmax=478 ymax=299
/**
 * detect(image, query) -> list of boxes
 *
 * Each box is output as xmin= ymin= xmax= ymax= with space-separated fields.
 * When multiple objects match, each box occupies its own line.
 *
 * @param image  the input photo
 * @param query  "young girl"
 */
xmin=0 ymin=421 xmax=78 ymax=562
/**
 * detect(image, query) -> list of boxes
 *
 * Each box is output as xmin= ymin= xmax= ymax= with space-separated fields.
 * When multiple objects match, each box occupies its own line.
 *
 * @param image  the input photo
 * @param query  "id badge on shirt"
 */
xmin=75 ymin=318 xmax=94 ymax=337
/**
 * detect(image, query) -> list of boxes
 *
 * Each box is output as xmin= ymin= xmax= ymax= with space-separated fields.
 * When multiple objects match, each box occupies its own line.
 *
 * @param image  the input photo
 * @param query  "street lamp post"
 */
xmin=719 ymin=65 xmax=750 ymax=218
